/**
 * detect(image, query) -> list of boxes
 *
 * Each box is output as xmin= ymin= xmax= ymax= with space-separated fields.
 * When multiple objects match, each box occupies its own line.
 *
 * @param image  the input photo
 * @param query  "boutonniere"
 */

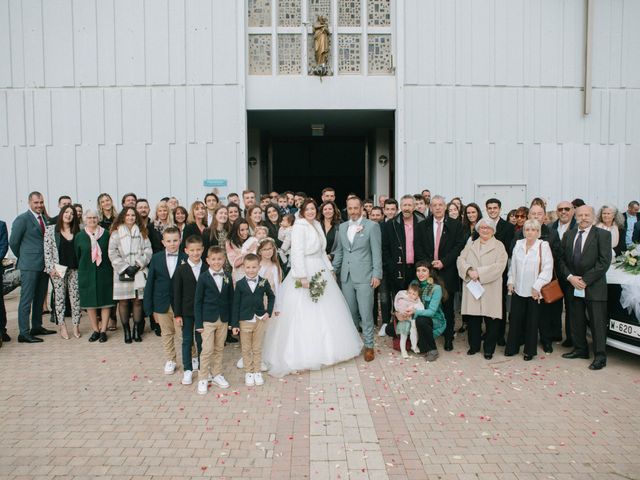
xmin=223 ymin=276 xmax=229 ymax=285
xmin=355 ymin=225 xmax=364 ymax=233
xmin=180 ymin=259 xmax=186 ymax=265
xmin=258 ymin=279 xmax=267 ymax=288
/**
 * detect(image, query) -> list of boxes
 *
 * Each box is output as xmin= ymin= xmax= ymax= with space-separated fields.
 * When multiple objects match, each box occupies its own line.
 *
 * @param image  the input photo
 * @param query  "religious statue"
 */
xmin=310 ymin=15 xmax=331 ymax=77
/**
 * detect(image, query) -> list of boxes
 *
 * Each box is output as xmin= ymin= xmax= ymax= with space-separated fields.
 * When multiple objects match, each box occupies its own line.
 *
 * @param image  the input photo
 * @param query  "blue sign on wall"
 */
xmin=203 ymin=179 xmax=228 ymax=188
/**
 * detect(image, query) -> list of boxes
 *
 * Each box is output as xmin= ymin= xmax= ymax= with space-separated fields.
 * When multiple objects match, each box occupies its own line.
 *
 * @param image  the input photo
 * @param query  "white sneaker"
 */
xmin=245 ymin=372 xmax=255 ymax=386
xmin=261 ymin=361 xmax=268 ymax=372
xmin=236 ymin=357 xmax=244 ymax=369
xmin=182 ymin=370 xmax=193 ymax=385
xmin=211 ymin=374 xmax=230 ymax=389
xmin=192 ymin=358 xmax=199 ymax=371
xmin=197 ymin=379 xmax=208 ymax=394
xmin=401 ymin=351 xmax=409 ymax=359
xmin=253 ymin=372 xmax=264 ymax=386
xmin=164 ymin=360 xmax=176 ymax=375
xmin=378 ymin=323 xmax=388 ymax=337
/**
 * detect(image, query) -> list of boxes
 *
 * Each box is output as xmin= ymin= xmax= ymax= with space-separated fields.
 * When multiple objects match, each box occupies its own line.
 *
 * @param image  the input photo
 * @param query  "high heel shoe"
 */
xmin=59 ymin=324 xmax=70 ymax=340
xmin=73 ymin=325 xmax=81 ymax=338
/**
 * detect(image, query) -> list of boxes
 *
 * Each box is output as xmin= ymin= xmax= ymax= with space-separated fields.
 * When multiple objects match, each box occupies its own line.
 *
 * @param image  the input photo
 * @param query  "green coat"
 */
xmin=74 ymin=230 xmax=114 ymax=308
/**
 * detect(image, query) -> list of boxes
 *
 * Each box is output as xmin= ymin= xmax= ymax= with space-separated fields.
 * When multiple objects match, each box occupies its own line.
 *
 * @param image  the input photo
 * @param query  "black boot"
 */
xmin=123 ymin=323 xmax=132 ymax=344
xmin=133 ymin=322 xmax=143 ymax=342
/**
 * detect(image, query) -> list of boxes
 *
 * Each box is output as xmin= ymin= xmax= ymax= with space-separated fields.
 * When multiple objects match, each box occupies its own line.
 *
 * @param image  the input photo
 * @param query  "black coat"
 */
xmin=381 ymin=213 xmax=426 ymax=292
xmin=231 ymin=276 xmax=275 ymax=328
xmin=559 ymin=227 xmax=612 ymax=301
xmin=194 ymin=269 xmax=234 ymax=329
xmin=414 ymin=216 xmax=465 ymax=294
xmin=494 ymin=217 xmax=515 ymax=257
xmin=143 ymin=251 xmax=188 ymax=315
xmin=181 ymin=223 xmax=208 ymax=251
xmin=172 ymin=261 xmax=208 ymax=318
xmin=145 ymin=218 xmax=164 ymax=253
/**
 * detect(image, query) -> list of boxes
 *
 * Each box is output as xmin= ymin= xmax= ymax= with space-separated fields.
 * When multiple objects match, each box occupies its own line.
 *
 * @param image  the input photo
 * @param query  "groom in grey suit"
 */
xmin=333 ymin=197 xmax=382 ymax=361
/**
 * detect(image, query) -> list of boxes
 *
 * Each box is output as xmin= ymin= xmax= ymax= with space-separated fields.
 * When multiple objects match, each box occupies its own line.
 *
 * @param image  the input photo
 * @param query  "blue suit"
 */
xmin=0 ymin=220 xmax=8 ymax=334
xmin=143 ymin=251 xmax=187 ymax=315
xmin=9 ymin=211 xmax=49 ymax=335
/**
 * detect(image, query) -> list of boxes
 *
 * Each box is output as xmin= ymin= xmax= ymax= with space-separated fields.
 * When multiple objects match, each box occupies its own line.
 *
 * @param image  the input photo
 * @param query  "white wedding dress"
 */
xmin=262 ymin=219 xmax=363 ymax=377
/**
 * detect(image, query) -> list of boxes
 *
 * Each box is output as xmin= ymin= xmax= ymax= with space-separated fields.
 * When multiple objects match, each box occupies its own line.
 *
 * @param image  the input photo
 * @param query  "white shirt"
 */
xmin=209 ymin=269 xmax=224 ymax=291
xmin=207 ymin=211 xmax=214 ymax=227
xmin=347 ymin=219 xmax=362 ymax=244
xmin=246 ymin=276 xmax=258 ymax=293
xmin=188 ymin=259 xmax=202 ymax=281
xmin=30 ymin=209 xmax=44 ymax=224
xmin=626 ymin=215 xmax=637 ymax=246
xmin=572 ymin=225 xmax=592 ymax=253
xmin=165 ymin=252 xmax=179 ymax=278
xmin=507 ymin=239 xmax=553 ymax=297
xmin=557 ymin=221 xmax=571 ymax=240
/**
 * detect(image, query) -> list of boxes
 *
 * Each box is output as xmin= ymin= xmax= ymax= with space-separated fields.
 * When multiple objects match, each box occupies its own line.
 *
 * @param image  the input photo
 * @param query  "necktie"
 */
xmin=37 ymin=215 xmax=45 ymax=235
xmin=573 ymin=230 xmax=585 ymax=266
xmin=434 ymin=221 xmax=443 ymax=261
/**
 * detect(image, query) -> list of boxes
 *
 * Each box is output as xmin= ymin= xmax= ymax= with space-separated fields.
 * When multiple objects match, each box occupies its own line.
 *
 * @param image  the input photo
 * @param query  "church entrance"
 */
xmin=247 ymin=110 xmax=394 ymax=203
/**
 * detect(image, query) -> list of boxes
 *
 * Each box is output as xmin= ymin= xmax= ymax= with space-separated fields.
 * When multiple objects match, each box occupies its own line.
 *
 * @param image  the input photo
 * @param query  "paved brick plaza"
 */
xmin=0 ymin=290 xmax=638 ymax=480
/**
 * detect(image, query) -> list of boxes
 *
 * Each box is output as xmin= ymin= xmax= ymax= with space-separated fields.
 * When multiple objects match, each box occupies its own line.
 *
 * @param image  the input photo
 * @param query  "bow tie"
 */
xmin=211 ymin=271 xmax=224 ymax=277
xmin=167 ymin=253 xmax=179 ymax=257
xmin=247 ymin=278 xmax=258 ymax=284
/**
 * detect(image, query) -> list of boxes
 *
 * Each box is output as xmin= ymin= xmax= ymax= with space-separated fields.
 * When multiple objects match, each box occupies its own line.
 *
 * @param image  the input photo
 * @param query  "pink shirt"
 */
xmin=403 ymin=217 xmax=414 ymax=264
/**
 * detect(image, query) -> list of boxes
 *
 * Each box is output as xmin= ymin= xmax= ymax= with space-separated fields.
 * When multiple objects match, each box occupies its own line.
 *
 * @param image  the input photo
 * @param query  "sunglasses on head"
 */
xmin=557 ymin=207 xmax=571 ymax=212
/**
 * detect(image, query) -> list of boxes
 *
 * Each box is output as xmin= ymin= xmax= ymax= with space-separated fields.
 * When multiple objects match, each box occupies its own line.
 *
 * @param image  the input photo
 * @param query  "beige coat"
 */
xmin=457 ymin=236 xmax=508 ymax=320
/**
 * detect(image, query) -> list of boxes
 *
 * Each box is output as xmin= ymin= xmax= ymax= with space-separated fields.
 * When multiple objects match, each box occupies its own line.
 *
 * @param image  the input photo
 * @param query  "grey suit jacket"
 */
xmin=9 ymin=211 xmax=45 ymax=271
xmin=332 ymin=218 xmax=382 ymax=284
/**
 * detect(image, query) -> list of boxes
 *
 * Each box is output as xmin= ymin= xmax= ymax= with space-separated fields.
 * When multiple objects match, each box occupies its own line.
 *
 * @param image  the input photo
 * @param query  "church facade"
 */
xmin=0 ymin=0 xmax=638 ymax=220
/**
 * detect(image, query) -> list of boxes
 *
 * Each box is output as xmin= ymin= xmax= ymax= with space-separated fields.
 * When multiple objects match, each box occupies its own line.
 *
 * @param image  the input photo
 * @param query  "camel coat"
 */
xmin=457 ymin=236 xmax=508 ymax=320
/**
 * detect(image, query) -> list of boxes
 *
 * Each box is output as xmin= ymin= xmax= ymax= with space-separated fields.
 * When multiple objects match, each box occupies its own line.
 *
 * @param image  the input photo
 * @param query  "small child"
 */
xmin=173 ymin=234 xmax=207 ymax=385
xmin=277 ymin=214 xmax=294 ymax=266
xmin=194 ymin=246 xmax=235 ymax=393
xmin=394 ymin=284 xmax=424 ymax=358
xmin=241 ymin=226 xmax=268 ymax=256
xmin=143 ymin=227 xmax=186 ymax=374
xmin=232 ymin=254 xmax=275 ymax=387
xmin=257 ymin=238 xmax=283 ymax=313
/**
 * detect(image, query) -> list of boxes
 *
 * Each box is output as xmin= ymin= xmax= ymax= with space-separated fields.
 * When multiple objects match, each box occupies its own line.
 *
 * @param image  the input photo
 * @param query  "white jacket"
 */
xmin=290 ymin=219 xmax=334 ymax=279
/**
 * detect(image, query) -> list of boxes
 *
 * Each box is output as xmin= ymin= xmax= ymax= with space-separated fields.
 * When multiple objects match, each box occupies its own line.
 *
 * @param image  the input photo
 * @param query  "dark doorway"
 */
xmin=271 ymin=137 xmax=366 ymax=201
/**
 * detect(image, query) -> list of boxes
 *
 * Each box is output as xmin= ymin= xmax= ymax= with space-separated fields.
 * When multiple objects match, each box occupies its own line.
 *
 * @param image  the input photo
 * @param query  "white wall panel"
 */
xmin=0 ymin=92 xmax=7 ymax=146
xmin=145 ymin=0 xmax=170 ymax=85
xmin=51 ymin=89 xmax=81 ymax=145
xmin=98 ymin=145 xmax=118 ymax=197
xmin=14 ymin=147 xmax=31 ymax=206
xmin=24 ymin=90 xmax=35 ymax=145
xmin=81 ymin=89 xmax=105 ymax=145
xmin=43 ymin=0 xmax=75 ymax=87
xmin=116 ymin=144 xmax=147 ymax=196
xmin=146 ymin=143 xmax=171 ymax=202
xmin=115 ymin=0 xmax=146 ymax=86
xmin=194 ymin=87 xmax=214 ymax=143
xmin=186 ymin=0 xmax=213 ymax=85
xmin=522 ymin=0 xmax=541 ymax=87
xmin=621 ymin=0 xmax=640 ymax=88
xmin=122 ymin=89 xmax=151 ymax=144
xmin=186 ymin=143 xmax=207 ymax=200
xmin=47 ymin=145 xmax=77 ymax=204
xmin=96 ymin=0 xmax=116 ymax=86
xmin=169 ymin=144 xmax=188 ymax=204
xmin=562 ymin=0 xmax=584 ymax=87
xmin=151 ymin=88 xmax=175 ymax=144
xmin=403 ymin=0 xmax=419 ymax=84
xmin=26 ymin=146 xmax=48 ymax=199
xmin=539 ymin=0 xmax=563 ymax=86
xmin=33 ymin=90 xmax=52 ymax=146
xmin=0 ymin=147 xmax=18 ymax=221
xmin=6 ymin=90 xmax=25 ymax=146
xmin=104 ymin=89 xmax=123 ymax=145
xmin=73 ymin=0 xmax=98 ymax=86
xmin=75 ymin=145 xmax=101 ymax=208
xmin=8 ymin=0 xmax=24 ymax=87
xmin=626 ymin=90 xmax=640 ymax=144
xmin=22 ymin=0 xmax=45 ymax=87
xmin=212 ymin=0 xmax=238 ymax=85
xmin=0 ymin=0 xmax=12 ymax=87
xmin=454 ymin=0 xmax=472 ymax=85
xmin=471 ymin=0 xmax=492 ymax=86
xmin=168 ymin=0 xmax=186 ymax=85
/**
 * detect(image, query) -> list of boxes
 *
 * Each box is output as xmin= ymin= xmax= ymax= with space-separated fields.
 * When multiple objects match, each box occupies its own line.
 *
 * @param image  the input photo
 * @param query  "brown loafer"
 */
xmin=364 ymin=348 xmax=375 ymax=362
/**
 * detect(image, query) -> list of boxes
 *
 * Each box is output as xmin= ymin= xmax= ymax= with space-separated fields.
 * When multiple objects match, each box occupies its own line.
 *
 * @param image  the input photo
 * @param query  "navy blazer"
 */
xmin=173 ymin=261 xmax=208 ymax=318
xmin=194 ymin=269 xmax=234 ymax=329
xmin=9 ymin=211 xmax=46 ymax=271
xmin=0 ymin=220 xmax=7 ymax=275
xmin=143 ymin=251 xmax=187 ymax=315
xmin=231 ymin=276 xmax=275 ymax=328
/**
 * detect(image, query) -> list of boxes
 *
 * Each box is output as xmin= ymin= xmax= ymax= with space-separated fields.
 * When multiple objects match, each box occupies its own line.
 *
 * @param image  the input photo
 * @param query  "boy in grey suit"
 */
xmin=333 ymin=197 xmax=382 ymax=361
xmin=9 ymin=192 xmax=56 ymax=342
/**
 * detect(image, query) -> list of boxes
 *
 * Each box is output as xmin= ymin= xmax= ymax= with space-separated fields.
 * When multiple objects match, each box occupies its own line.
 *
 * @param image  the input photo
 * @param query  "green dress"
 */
xmin=74 ymin=230 xmax=114 ymax=308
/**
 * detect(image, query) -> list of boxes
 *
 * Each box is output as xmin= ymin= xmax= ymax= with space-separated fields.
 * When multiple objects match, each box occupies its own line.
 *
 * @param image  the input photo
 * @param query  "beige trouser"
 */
xmin=155 ymin=307 xmax=183 ymax=363
xmin=240 ymin=319 xmax=267 ymax=373
xmin=200 ymin=320 xmax=227 ymax=378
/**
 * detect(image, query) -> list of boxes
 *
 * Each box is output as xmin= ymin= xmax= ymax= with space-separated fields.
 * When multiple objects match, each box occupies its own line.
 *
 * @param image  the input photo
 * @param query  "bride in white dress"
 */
xmin=262 ymin=199 xmax=363 ymax=377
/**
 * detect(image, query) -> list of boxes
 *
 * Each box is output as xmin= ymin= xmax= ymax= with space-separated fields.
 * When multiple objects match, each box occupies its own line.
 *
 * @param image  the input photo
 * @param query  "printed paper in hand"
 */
xmin=466 ymin=280 xmax=485 ymax=300
xmin=54 ymin=264 xmax=67 ymax=278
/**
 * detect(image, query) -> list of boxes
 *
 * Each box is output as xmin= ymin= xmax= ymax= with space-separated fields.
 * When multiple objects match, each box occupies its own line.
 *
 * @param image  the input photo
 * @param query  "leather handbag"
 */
xmin=538 ymin=243 xmax=563 ymax=303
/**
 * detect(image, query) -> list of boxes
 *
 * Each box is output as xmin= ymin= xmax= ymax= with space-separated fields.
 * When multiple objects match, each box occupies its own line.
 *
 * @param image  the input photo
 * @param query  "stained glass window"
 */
xmin=249 ymin=35 xmax=272 ymax=75
xmin=367 ymin=0 xmax=390 ymax=26
xmin=368 ymin=34 xmax=392 ymax=73
xmin=338 ymin=34 xmax=360 ymax=73
xmin=278 ymin=0 xmax=301 ymax=27
xmin=308 ymin=0 xmax=331 ymax=23
xmin=338 ymin=0 xmax=361 ymax=27
xmin=278 ymin=34 xmax=302 ymax=74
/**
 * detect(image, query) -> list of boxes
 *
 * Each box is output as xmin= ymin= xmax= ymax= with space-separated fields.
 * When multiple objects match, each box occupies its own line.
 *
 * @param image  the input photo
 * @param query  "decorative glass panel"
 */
xmin=308 ymin=0 xmax=331 ymax=23
xmin=248 ymin=0 xmax=271 ymax=27
xmin=338 ymin=0 xmax=361 ymax=27
xmin=278 ymin=34 xmax=302 ymax=74
xmin=278 ymin=0 xmax=301 ymax=26
xmin=307 ymin=33 xmax=332 ymax=70
xmin=368 ymin=34 xmax=392 ymax=74
xmin=368 ymin=0 xmax=390 ymax=26
xmin=248 ymin=35 xmax=272 ymax=75
xmin=338 ymin=34 xmax=360 ymax=74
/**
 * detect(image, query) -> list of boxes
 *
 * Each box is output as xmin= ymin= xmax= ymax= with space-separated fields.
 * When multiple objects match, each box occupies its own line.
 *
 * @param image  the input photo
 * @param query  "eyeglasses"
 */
xmin=557 ymin=207 xmax=571 ymax=212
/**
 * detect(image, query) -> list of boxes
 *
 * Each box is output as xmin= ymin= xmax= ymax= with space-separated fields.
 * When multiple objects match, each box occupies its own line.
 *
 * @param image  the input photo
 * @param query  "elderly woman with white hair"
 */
xmin=456 ymin=218 xmax=508 ymax=359
xmin=74 ymin=209 xmax=114 ymax=343
xmin=506 ymin=219 xmax=554 ymax=360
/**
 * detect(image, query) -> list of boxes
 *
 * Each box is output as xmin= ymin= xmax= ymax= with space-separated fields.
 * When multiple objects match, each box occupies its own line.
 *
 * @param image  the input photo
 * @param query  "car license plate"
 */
xmin=609 ymin=319 xmax=640 ymax=339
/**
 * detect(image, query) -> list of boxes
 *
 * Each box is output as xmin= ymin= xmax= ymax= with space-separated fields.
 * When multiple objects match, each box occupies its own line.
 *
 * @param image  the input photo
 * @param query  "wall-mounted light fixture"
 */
xmin=248 ymin=156 xmax=257 ymax=168
xmin=378 ymin=155 xmax=388 ymax=166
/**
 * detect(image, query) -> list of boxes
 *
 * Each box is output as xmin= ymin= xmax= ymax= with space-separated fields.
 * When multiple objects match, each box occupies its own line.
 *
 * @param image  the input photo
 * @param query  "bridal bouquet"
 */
xmin=295 ymin=270 xmax=328 ymax=303
xmin=616 ymin=244 xmax=640 ymax=275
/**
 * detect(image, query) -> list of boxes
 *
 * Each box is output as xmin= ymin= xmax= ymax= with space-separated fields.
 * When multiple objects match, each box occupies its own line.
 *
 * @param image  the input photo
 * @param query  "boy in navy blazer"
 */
xmin=232 ymin=254 xmax=275 ymax=387
xmin=144 ymin=227 xmax=186 ymax=374
xmin=194 ymin=246 xmax=234 ymax=393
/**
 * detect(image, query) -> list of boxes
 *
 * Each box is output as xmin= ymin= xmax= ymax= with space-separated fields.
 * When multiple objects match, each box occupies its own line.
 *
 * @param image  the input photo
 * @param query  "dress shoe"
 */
xmin=497 ymin=337 xmax=506 ymax=347
xmin=562 ymin=350 xmax=589 ymax=360
xmin=457 ymin=325 xmax=467 ymax=334
xmin=467 ymin=349 xmax=477 ymax=355
xmin=133 ymin=322 xmax=143 ymax=342
xmin=484 ymin=354 xmax=493 ymax=360
xmin=504 ymin=352 xmax=516 ymax=357
xmin=588 ymin=359 xmax=606 ymax=370
xmin=225 ymin=332 xmax=238 ymax=344
xmin=123 ymin=324 xmax=132 ymax=344
xmin=98 ymin=332 xmax=108 ymax=343
xmin=88 ymin=331 xmax=100 ymax=342
xmin=364 ymin=347 xmax=375 ymax=362
xmin=18 ymin=334 xmax=44 ymax=343
xmin=561 ymin=339 xmax=573 ymax=348
xmin=523 ymin=354 xmax=533 ymax=361
xmin=543 ymin=343 xmax=553 ymax=354
xmin=59 ymin=324 xmax=70 ymax=340
xmin=444 ymin=339 xmax=454 ymax=351
xmin=30 ymin=326 xmax=56 ymax=335
xmin=2 ymin=332 xmax=11 ymax=342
